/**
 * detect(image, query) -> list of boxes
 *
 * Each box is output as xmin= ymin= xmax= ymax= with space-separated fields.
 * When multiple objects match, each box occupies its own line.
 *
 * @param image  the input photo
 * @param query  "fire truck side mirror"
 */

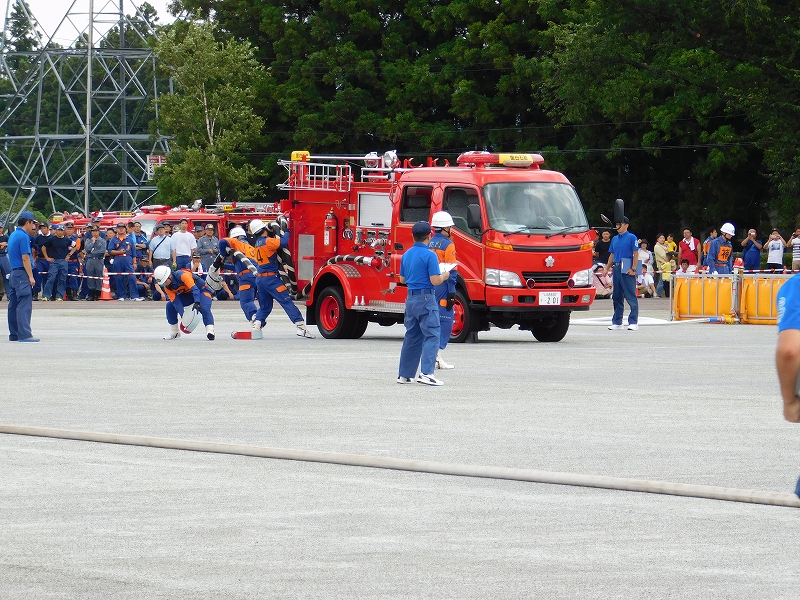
xmin=466 ymin=205 xmax=482 ymax=232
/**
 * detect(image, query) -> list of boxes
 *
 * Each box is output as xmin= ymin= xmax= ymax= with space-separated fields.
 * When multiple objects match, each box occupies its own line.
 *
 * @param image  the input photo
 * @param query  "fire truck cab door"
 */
xmin=442 ymin=186 xmax=484 ymax=299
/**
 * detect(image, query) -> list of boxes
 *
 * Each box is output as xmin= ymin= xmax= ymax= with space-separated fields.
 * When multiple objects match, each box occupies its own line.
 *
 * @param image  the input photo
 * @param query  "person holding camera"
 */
xmin=766 ymin=228 xmax=787 ymax=270
xmin=790 ymin=227 xmax=800 ymax=271
xmin=741 ymin=228 xmax=763 ymax=271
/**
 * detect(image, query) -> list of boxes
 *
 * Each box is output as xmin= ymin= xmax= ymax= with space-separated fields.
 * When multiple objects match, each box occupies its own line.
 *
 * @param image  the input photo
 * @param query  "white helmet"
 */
xmin=229 ymin=226 xmax=247 ymax=238
xmin=720 ymin=222 xmax=736 ymax=236
xmin=249 ymin=219 xmax=267 ymax=236
xmin=154 ymin=265 xmax=172 ymax=285
xmin=431 ymin=211 xmax=454 ymax=229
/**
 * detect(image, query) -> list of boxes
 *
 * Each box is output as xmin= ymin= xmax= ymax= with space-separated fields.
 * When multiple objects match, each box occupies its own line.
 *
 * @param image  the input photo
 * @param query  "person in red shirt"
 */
xmin=677 ymin=228 xmax=702 ymax=269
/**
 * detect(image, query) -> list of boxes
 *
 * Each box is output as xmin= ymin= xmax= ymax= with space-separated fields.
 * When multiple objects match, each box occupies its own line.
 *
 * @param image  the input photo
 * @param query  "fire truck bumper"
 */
xmin=484 ymin=286 xmax=595 ymax=311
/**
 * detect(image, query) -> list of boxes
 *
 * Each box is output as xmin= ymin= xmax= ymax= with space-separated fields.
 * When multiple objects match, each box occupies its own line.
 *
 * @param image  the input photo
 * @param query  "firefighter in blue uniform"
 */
xmin=223 ymin=226 xmax=257 ymax=321
xmin=107 ymin=222 xmax=140 ymax=300
xmin=63 ymin=222 xmax=81 ymax=300
xmin=428 ymin=211 xmax=458 ymax=369
xmin=707 ymin=222 xmax=736 ymax=275
xmin=219 ymin=218 xmax=314 ymax=338
xmin=6 ymin=211 xmax=40 ymax=342
xmin=153 ymin=265 xmax=216 ymax=340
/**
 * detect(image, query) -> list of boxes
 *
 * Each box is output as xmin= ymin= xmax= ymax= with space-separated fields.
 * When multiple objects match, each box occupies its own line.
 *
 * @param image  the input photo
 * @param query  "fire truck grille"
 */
xmin=521 ymin=271 xmax=571 ymax=285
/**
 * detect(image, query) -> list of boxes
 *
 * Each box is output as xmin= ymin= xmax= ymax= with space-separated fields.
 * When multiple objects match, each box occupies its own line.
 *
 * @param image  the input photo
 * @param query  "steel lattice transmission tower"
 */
xmin=0 ymin=0 xmax=170 ymax=217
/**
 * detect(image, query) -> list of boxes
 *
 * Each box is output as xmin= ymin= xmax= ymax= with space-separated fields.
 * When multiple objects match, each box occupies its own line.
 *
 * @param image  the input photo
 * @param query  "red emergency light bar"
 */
xmin=456 ymin=152 xmax=545 ymax=168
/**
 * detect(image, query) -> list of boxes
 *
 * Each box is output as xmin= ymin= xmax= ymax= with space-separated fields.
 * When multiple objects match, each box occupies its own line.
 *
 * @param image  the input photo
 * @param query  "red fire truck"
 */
xmin=279 ymin=150 xmax=597 ymax=342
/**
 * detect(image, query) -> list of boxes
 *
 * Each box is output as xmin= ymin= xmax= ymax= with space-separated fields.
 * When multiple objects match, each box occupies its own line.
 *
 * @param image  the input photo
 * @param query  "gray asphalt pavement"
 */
xmin=2 ymin=297 xmax=800 ymax=598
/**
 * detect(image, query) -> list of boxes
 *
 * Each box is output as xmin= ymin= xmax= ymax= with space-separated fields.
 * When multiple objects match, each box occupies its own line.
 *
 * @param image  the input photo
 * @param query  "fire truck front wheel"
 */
xmin=450 ymin=290 xmax=477 ymax=344
xmin=531 ymin=311 xmax=571 ymax=343
xmin=315 ymin=286 xmax=364 ymax=339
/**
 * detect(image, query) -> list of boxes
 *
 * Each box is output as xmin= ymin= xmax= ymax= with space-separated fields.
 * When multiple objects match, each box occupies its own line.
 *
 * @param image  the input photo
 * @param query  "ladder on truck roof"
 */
xmin=277 ymin=159 xmax=352 ymax=192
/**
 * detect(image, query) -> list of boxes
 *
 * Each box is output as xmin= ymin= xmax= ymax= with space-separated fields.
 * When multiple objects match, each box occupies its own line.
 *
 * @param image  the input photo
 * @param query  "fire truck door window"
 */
xmin=357 ymin=192 xmax=392 ymax=228
xmin=137 ymin=219 xmax=157 ymax=239
xmin=400 ymin=187 xmax=433 ymax=222
xmin=443 ymin=188 xmax=480 ymax=239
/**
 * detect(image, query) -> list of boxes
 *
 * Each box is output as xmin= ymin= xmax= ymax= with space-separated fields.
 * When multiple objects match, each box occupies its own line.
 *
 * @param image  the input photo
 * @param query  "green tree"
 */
xmin=152 ymin=20 xmax=265 ymax=204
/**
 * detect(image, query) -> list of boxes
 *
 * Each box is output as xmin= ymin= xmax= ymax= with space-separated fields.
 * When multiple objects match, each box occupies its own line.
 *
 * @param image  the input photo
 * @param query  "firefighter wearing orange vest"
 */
xmin=428 ymin=211 xmax=458 ymax=369
xmin=153 ymin=265 xmax=216 ymax=340
xmin=707 ymin=222 xmax=735 ymax=275
xmin=218 ymin=218 xmax=314 ymax=338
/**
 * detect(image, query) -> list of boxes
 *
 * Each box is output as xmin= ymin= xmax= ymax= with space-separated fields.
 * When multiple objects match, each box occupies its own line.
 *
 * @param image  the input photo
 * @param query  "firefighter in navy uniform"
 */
xmin=222 ymin=226 xmax=257 ymax=321
xmin=219 ymin=218 xmax=314 ymax=338
xmin=707 ymin=222 xmax=736 ymax=275
xmin=153 ymin=265 xmax=216 ymax=340
xmin=428 ymin=211 xmax=458 ymax=369
xmin=63 ymin=222 xmax=81 ymax=300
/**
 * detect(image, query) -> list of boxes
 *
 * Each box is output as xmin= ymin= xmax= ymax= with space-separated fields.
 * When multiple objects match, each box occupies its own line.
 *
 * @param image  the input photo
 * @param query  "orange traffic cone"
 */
xmin=99 ymin=268 xmax=113 ymax=301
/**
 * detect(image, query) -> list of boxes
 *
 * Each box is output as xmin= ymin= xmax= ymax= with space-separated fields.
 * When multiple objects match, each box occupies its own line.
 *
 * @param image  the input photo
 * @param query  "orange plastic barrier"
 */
xmin=671 ymin=274 xmax=734 ymax=320
xmin=739 ymin=274 xmax=790 ymax=325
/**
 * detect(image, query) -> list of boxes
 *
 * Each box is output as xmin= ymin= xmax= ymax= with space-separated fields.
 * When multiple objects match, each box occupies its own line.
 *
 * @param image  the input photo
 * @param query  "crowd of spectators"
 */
xmin=0 ymin=216 xmax=243 ymax=303
xmin=594 ymin=225 xmax=800 ymax=299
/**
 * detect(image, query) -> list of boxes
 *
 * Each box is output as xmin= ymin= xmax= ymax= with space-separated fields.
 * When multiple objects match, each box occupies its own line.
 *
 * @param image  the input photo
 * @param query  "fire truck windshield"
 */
xmin=136 ymin=218 xmax=159 ymax=239
xmin=483 ymin=182 xmax=588 ymax=234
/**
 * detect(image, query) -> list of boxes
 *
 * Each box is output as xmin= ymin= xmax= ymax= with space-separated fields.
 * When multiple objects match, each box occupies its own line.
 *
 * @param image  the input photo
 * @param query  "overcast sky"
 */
xmin=11 ymin=0 xmax=175 ymax=46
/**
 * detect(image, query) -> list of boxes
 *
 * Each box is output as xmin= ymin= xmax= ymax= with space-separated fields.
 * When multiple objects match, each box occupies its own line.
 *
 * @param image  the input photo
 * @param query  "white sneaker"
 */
xmin=396 ymin=376 xmax=414 ymax=384
xmin=164 ymin=324 xmax=180 ymax=340
xmin=133 ymin=297 xmax=144 ymax=302
xmin=608 ymin=324 xmax=624 ymax=330
xmin=627 ymin=324 xmax=639 ymax=331
xmin=416 ymin=373 xmax=444 ymax=386
xmin=436 ymin=351 xmax=454 ymax=370
xmin=118 ymin=298 xmax=126 ymax=302
xmin=252 ymin=318 xmax=262 ymax=331
xmin=295 ymin=321 xmax=315 ymax=338
xmin=206 ymin=324 xmax=215 ymax=340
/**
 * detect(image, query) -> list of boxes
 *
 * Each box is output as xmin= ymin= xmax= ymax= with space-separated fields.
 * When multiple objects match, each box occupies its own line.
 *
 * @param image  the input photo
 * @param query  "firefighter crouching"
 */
xmin=153 ymin=265 xmax=216 ymax=340
xmin=218 ymin=218 xmax=314 ymax=338
xmin=429 ymin=211 xmax=458 ymax=369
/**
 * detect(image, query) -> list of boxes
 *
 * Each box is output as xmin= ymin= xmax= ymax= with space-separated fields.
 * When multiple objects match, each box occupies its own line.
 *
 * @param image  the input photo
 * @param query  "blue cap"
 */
xmin=19 ymin=211 xmax=37 ymax=222
xmin=51 ymin=223 xmax=63 ymax=230
xmin=412 ymin=221 xmax=431 ymax=236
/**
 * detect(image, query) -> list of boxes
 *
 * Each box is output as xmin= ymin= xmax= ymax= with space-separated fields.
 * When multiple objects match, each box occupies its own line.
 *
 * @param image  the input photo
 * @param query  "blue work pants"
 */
xmin=43 ymin=259 xmax=68 ymax=299
xmin=8 ymin=269 xmax=33 ymax=340
xmin=611 ymin=265 xmax=638 ymax=326
xmin=166 ymin=291 xmax=214 ymax=326
xmin=67 ymin=260 xmax=80 ymax=291
xmin=176 ymin=255 xmax=191 ymax=270
xmin=113 ymin=256 xmax=139 ymax=300
xmin=238 ymin=275 xmax=258 ymax=321
xmin=434 ymin=284 xmax=454 ymax=349
xmin=255 ymin=274 xmax=302 ymax=325
xmin=33 ymin=258 xmax=48 ymax=295
xmin=398 ymin=289 xmax=440 ymax=378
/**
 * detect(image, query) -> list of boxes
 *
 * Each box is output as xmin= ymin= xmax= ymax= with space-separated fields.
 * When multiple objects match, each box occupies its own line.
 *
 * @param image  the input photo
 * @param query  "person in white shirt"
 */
xmin=637 ymin=239 xmax=654 ymax=274
xmin=789 ymin=227 xmax=800 ymax=271
xmin=189 ymin=251 xmax=206 ymax=277
xmin=766 ymin=228 xmax=786 ymax=270
xmin=636 ymin=268 xmax=656 ymax=297
xmin=170 ymin=218 xmax=197 ymax=270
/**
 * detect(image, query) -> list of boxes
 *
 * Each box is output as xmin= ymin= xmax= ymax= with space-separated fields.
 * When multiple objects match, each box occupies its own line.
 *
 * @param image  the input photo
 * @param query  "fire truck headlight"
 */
xmin=572 ymin=268 xmax=592 ymax=287
xmin=485 ymin=268 xmax=523 ymax=287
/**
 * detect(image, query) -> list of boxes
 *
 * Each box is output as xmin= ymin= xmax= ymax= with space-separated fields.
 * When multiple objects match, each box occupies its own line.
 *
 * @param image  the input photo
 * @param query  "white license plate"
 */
xmin=538 ymin=291 xmax=561 ymax=305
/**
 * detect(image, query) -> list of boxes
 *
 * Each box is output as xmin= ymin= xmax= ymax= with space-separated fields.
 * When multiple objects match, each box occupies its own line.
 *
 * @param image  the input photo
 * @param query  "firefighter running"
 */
xmin=218 ymin=218 xmax=314 ymax=338
xmin=153 ymin=265 xmax=216 ymax=340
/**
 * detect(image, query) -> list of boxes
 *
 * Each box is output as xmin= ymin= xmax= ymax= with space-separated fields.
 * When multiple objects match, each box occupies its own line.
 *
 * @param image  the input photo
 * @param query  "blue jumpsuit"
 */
xmin=234 ymin=251 xmax=258 ymax=320
xmin=428 ymin=232 xmax=458 ymax=349
xmin=220 ymin=232 xmax=302 ymax=327
xmin=6 ymin=227 xmax=36 ymax=340
xmin=163 ymin=269 xmax=215 ymax=326
xmin=708 ymin=237 xmax=733 ymax=274
xmin=609 ymin=231 xmax=640 ymax=326
xmin=107 ymin=235 xmax=139 ymax=300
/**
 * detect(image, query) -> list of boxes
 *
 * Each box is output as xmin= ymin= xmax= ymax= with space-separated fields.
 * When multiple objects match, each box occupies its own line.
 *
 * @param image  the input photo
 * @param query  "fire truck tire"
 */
xmin=315 ymin=286 xmax=358 ymax=339
xmin=449 ymin=290 xmax=476 ymax=344
xmin=531 ymin=311 xmax=570 ymax=343
xmin=348 ymin=315 xmax=369 ymax=339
